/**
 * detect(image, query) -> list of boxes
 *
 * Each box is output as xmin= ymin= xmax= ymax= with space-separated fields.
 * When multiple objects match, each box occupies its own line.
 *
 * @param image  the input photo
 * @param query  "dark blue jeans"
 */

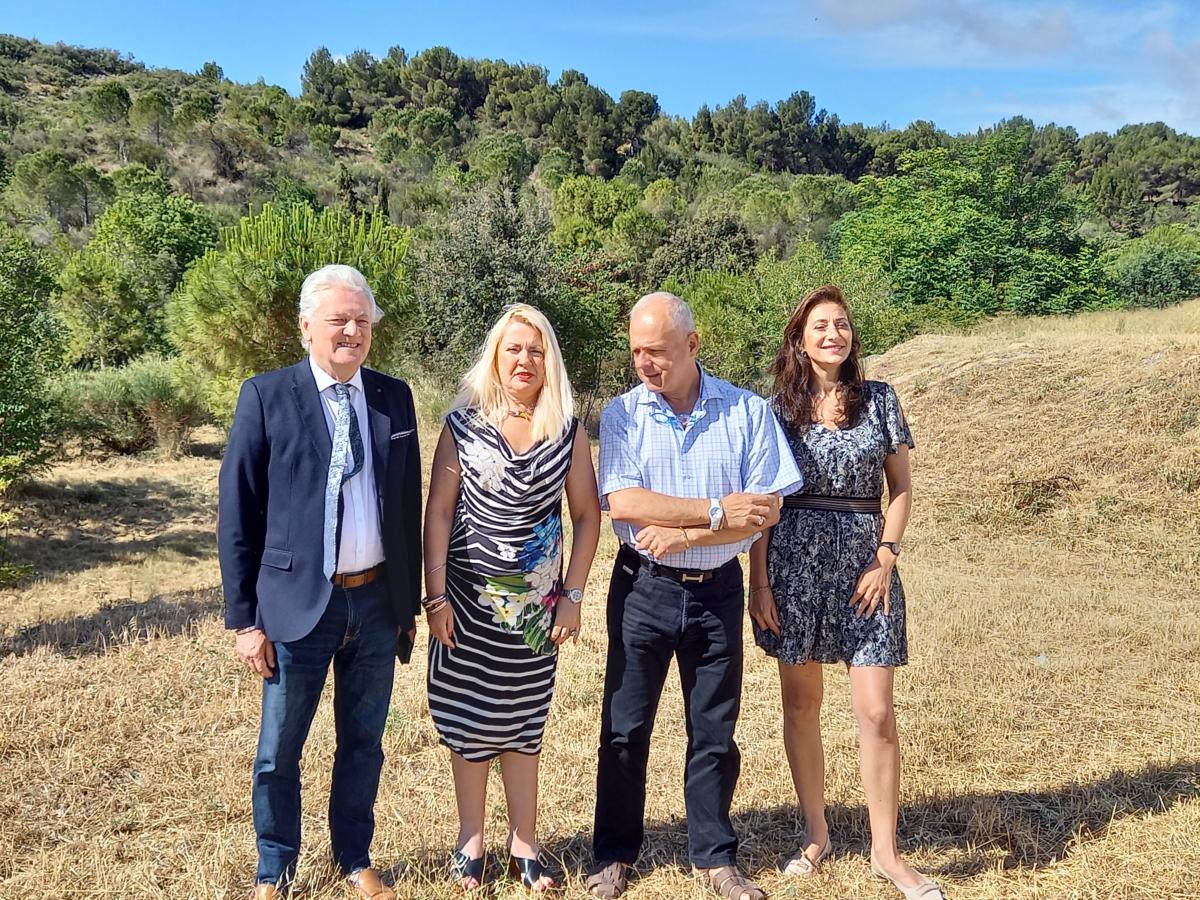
xmin=593 ymin=546 xmax=745 ymax=869
xmin=252 ymin=579 xmax=396 ymax=886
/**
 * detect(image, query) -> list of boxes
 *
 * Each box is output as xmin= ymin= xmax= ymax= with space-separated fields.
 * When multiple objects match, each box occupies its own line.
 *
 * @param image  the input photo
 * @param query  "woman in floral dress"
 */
xmin=748 ymin=286 xmax=944 ymax=900
xmin=424 ymin=304 xmax=600 ymax=892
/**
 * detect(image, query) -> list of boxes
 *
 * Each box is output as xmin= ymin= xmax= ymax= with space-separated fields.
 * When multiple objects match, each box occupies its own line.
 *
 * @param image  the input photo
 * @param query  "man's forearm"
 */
xmin=686 ymin=523 xmax=761 ymax=547
xmin=607 ymin=487 xmax=711 ymax=528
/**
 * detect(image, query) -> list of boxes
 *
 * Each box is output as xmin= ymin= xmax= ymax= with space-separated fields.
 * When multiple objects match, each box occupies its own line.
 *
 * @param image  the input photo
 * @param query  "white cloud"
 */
xmin=565 ymin=1 xmax=1200 ymax=133
xmin=810 ymin=0 xmax=1078 ymax=57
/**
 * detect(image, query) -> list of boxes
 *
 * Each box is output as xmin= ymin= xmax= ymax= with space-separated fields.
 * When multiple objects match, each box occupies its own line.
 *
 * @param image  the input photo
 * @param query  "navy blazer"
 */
xmin=218 ymin=360 xmax=422 ymax=643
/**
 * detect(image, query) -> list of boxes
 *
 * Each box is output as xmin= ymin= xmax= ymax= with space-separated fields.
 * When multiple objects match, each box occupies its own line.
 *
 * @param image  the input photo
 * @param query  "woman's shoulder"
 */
xmin=862 ymin=380 xmax=901 ymax=403
xmin=446 ymin=405 xmax=488 ymax=431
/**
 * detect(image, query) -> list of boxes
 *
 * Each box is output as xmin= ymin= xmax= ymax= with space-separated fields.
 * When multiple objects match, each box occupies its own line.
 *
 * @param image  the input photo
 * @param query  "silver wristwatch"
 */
xmin=708 ymin=498 xmax=725 ymax=531
xmin=564 ymin=588 xmax=585 ymax=604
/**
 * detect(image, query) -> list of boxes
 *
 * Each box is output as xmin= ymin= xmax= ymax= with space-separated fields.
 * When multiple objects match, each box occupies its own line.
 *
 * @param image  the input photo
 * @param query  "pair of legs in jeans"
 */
xmin=594 ymin=546 xmax=744 ymax=870
xmin=252 ymin=579 xmax=396 ymax=889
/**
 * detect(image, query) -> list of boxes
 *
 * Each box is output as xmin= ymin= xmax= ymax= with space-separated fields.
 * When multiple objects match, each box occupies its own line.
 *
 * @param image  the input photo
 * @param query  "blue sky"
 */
xmin=7 ymin=0 xmax=1200 ymax=135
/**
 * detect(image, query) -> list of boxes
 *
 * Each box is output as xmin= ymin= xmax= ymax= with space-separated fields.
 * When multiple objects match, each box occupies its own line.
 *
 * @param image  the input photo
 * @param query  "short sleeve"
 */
xmin=741 ymin=397 xmax=804 ymax=496
xmin=879 ymin=383 xmax=915 ymax=454
xmin=597 ymin=398 xmax=643 ymax=510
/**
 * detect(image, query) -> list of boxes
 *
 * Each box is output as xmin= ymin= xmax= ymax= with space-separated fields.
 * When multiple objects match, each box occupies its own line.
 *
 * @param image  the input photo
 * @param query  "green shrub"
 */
xmin=645 ymin=212 xmax=758 ymax=289
xmin=49 ymin=355 xmax=210 ymax=457
xmin=56 ymin=190 xmax=219 ymax=367
xmin=0 ymin=230 xmax=63 ymax=492
xmin=1102 ymin=225 xmax=1200 ymax=308
xmin=168 ymin=203 xmax=412 ymax=424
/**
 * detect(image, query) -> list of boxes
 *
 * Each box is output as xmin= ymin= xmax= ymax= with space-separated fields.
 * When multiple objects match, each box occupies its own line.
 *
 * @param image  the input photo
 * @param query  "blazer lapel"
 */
xmin=363 ymin=369 xmax=391 ymax=490
xmin=290 ymin=361 xmax=332 ymax=462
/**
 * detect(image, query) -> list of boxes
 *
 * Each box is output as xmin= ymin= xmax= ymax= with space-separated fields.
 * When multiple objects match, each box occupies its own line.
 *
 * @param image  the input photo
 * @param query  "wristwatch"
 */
xmin=564 ymin=588 xmax=585 ymax=604
xmin=878 ymin=541 xmax=901 ymax=557
xmin=708 ymin=498 xmax=725 ymax=531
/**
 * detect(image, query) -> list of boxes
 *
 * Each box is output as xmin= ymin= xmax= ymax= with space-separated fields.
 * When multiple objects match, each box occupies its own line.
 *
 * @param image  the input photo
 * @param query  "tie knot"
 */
xmin=334 ymin=382 xmax=350 ymax=400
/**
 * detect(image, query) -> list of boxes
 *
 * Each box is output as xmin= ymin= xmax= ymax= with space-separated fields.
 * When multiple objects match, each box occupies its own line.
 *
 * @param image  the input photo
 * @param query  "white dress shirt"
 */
xmin=309 ymin=357 xmax=385 ymax=573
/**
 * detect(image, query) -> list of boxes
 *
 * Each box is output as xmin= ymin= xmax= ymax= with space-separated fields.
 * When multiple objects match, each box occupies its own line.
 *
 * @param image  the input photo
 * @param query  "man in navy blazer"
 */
xmin=218 ymin=264 xmax=421 ymax=900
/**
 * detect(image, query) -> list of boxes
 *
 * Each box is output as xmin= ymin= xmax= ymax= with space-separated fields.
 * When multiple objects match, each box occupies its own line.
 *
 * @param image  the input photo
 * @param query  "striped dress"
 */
xmin=427 ymin=407 xmax=578 ymax=761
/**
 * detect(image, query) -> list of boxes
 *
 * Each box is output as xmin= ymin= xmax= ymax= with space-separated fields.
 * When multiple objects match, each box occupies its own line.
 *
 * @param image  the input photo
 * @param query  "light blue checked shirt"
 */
xmin=599 ymin=367 xmax=803 ymax=570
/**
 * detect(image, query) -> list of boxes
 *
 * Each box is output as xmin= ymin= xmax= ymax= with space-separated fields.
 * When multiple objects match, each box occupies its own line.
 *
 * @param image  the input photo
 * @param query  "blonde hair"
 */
xmin=452 ymin=304 xmax=575 ymax=443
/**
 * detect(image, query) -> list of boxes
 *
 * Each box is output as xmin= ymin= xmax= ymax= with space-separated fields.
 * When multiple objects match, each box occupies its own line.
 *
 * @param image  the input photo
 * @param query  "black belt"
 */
xmin=618 ymin=543 xmax=737 ymax=585
xmin=782 ymin=495 xmax=881 ymax=513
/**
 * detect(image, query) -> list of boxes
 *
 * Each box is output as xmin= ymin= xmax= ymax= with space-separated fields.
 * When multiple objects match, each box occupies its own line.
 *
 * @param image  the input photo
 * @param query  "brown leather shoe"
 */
xmin=250 ymin=885 xmax=284 ymax=900
xmin=347 ymin=867 xmax=396 ymax=900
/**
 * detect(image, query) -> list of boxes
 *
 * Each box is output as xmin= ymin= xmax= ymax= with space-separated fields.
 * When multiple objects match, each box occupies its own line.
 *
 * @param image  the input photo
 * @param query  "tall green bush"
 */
xmin=168 ymin=203 xmax=413 ymax=424
xmin=835 ymin=129 xmax=1104 ymax=317
xmin=0 ymin=231 xmax=63 ymax=492
xmin=56 ymin=190 xmax=219 ymax=367
xmin=415 ymin=189 xmax=625 ymax=396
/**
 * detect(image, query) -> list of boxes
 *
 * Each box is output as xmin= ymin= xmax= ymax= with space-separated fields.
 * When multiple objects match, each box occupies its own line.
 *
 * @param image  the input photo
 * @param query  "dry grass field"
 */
xmin=2 ymin=302 xmax=1199 ymax=899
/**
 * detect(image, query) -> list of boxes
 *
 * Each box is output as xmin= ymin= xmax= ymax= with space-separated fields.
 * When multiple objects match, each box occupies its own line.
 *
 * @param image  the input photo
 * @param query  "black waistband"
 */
xmin=782 ymin=494 xmax=881 ymax=513
xmin=617 ymin=543 xmax=738 ymax=585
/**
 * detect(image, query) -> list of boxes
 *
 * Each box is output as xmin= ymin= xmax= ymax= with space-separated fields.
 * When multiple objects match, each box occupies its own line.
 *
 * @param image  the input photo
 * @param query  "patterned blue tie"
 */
xmin=322 ymin=382 xmax=365 ymax=581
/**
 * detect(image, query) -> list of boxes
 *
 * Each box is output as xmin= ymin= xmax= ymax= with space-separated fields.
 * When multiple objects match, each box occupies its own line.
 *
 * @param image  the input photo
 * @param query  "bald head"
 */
xmin=629 ymin=291 xmax=696 ymax=336
xmin=627 ymin=291 xmax=701 ymax=401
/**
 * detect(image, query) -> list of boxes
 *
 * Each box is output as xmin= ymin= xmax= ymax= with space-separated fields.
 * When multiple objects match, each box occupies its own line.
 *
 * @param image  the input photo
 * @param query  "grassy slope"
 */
xmin=1 ymin=304 xmax=1198 ymax=898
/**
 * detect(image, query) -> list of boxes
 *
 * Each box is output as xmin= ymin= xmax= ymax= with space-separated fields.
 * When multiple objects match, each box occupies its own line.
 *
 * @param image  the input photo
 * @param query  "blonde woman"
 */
xmin=424 ymin=304 xmax=601 ymax=892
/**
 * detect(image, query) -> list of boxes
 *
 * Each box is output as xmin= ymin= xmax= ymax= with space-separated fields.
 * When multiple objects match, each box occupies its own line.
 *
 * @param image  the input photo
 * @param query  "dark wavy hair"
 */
xmin=771 ymin=284 xmax=865 ymax=428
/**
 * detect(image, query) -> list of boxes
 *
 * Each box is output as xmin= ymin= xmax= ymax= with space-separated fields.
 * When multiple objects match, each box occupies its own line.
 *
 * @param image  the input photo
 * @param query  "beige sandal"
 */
xmin=871 ymin=860 xmax=946 ymax=899
xmin=782 ymin=836 xmax=832 ymax=876
xmin=698 ymin=865 xmax=766 ymax=900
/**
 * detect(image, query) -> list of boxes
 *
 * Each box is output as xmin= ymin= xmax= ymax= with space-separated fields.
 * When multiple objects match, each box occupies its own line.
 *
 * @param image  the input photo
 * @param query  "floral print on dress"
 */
xmin=756 ymin=381 xmax=915 ymax=667
xmin=472 ymin=494 xmax=563 ymax=655
xmin=459 ymin=432 xmax=508 ymax=491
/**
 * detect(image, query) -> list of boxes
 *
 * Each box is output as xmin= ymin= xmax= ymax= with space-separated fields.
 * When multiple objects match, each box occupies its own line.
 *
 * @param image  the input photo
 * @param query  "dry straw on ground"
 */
xmin=2 ymin=303 xmax=1199 ymax=898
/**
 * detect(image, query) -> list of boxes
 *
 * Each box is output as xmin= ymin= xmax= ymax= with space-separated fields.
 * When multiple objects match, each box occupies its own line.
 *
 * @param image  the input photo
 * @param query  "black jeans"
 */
xmin=593 ymin=545 xmax=745 ymax=868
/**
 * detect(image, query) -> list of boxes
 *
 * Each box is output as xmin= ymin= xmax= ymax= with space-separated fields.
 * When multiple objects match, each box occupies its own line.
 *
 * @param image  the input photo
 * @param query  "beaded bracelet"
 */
xmin=421 ymin=593 xmax=447 ymax=610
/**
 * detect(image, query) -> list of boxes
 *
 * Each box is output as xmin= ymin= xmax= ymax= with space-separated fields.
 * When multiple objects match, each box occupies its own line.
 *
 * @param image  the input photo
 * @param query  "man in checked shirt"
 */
xmin=587 ymin=292 xmax=803 ymax=900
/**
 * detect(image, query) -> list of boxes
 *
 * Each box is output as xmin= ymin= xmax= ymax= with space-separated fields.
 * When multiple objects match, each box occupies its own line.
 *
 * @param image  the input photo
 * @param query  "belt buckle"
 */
xmin=680 ymin=572 xmax=705 ymax=584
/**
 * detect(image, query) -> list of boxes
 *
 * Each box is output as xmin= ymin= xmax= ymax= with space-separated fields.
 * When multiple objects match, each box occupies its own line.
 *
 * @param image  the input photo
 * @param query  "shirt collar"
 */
xmin=309 ymin=356 xmax=363 ymax=395
xmin=636 ymin=364 xmax=722 ymax=429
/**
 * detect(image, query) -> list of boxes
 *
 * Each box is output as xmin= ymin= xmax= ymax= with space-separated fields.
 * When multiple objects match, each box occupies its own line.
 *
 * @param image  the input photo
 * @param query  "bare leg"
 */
xmin=779 ymin=660 xmax=829 ymax=857
xmin=499 ymin=751 xmax=554 ymax=891
xmin=846 ymin=665 xmax=924 ymax=887
xmin=450 ymin=752 xmax=489 ymax=888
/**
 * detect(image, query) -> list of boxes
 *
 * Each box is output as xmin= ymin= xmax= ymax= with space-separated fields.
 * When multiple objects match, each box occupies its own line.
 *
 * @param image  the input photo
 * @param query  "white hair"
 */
xmin=629 ymin=291 xmax=695 ymax=333
xmin=298 ymin=264 xmax=384 ymax=350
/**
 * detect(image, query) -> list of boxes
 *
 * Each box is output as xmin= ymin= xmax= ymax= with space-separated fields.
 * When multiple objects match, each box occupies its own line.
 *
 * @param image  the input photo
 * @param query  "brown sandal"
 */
xmin=700 ymin=865 xmax=766 ymax=900
xmin=586 ymin=861 xmax=628 ymax=899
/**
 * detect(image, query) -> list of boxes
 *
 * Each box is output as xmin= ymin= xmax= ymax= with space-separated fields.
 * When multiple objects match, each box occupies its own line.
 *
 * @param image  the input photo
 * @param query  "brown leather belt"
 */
xmin=332 ymin=563 xmax=384 ymax=589
xmin=782 ymin=494 xmax=881 ymax=513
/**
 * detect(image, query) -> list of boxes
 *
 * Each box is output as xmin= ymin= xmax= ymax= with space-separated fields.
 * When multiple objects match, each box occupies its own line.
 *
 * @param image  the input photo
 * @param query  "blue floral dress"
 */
xmin=427 ymin=408 xmax=578 ymax=760
xmin=755 ymin=381 xmax=914 ymax=667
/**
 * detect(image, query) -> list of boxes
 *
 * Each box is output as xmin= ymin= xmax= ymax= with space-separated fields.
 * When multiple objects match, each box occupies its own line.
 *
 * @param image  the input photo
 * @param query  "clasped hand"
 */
xmin=720 ymin=491 xmax=781 ymax=529
xmin=635 ymin=492 xmax=780 ymax=560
